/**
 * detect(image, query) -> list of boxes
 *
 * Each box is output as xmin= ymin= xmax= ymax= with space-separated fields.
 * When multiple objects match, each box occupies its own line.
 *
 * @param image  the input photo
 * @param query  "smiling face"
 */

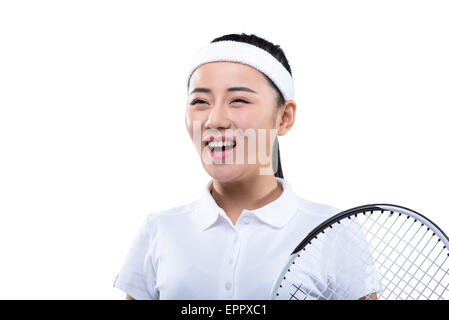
xmin=185 ymin=61 xmax=296 ymax=183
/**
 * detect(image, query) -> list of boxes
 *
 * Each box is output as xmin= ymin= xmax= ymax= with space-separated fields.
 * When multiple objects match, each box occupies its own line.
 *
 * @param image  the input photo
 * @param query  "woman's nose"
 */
xmin=204 ymin=103 xmax=232 ymax=129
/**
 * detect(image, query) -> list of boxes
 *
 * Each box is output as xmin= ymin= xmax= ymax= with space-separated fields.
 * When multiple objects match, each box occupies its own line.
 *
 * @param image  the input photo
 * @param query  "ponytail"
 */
xmin=273 ymin=137 xmax=284 ymax=179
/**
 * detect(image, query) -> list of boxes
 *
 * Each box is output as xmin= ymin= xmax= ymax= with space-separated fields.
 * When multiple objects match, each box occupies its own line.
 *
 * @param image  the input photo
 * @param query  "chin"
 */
xmin=204 ymin=163 xmax=244 ymax=182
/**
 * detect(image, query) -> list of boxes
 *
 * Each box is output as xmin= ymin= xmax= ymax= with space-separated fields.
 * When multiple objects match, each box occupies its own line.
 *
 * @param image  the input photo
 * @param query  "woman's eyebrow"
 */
xmin=189 ymin=86 xmax=258 ymax=95
xmin=190 ymin=87 xmax=211 ymax=95
xmin=227 ymin=86 xmax=258 ymax=94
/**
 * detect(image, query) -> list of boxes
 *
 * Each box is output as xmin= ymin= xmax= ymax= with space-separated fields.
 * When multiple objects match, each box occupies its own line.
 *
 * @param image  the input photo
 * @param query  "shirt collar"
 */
xmin=193 ymin=177 xmax=299 ymax=230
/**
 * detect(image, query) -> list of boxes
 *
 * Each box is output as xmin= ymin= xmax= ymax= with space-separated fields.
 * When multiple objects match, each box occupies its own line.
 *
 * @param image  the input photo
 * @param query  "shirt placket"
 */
xmin=219 ymin=213 xmax=246 ymax=299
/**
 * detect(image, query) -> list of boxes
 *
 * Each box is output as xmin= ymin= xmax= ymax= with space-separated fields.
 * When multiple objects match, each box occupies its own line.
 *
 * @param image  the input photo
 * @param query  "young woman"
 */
xmin=113 ymin=33 xmax=379 ymax=300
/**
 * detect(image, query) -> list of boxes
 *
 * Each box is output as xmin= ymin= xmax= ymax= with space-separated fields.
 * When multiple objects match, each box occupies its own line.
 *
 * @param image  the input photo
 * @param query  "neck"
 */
xmin=210 ymin=174 xmax=283 ymax=225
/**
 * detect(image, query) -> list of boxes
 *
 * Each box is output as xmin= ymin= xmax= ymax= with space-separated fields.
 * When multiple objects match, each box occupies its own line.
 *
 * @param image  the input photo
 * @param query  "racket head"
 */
xmin=271 ymin=204 xmax=449 ymax=300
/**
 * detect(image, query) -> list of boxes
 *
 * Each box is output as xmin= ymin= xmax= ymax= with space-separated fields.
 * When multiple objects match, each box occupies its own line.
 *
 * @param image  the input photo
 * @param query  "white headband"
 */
xmin=186 ymin=40 xmax=294 ymax=101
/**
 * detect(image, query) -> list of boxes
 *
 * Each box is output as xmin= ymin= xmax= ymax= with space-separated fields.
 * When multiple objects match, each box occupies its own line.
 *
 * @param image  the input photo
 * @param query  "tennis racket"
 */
xmin=271 ymin=204 xmax=449 ymax=300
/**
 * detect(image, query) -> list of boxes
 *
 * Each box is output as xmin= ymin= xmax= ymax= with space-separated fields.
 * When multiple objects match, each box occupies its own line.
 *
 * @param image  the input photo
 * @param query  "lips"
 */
xmin=203 ymin=136 xmax=236 ymax=150
xmin=203 ymin=135 xmax=237 ymax=160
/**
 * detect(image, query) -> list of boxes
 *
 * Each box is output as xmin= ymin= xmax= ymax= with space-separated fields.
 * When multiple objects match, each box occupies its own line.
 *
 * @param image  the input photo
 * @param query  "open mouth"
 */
xmin=204 ymin=136 xmax=237 ymax=159
xmin=206 ymin=139 xmax=237 ymax=153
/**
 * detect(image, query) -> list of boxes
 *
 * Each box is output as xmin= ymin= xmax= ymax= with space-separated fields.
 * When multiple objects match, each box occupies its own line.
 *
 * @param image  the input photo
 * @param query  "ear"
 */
xmin=277 ymin=100 xmax=296 ymax=136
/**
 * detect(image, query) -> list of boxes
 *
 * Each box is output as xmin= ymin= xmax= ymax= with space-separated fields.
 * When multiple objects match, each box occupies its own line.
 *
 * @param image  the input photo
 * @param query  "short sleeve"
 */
xmin=113 ymin=214 xmax=158 ymax=300
xmin=327 ymin=218 xmax=383 ymax=300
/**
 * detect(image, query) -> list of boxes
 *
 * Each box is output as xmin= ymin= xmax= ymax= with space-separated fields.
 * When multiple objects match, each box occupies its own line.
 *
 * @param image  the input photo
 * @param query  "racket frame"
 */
xmin=270 ymin=203 xmax=449 ymax=300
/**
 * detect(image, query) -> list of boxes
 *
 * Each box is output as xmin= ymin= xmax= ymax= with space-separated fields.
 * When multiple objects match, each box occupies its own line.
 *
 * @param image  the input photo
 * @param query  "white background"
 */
xmin=0 ymin=0 xmax=448 ymax=299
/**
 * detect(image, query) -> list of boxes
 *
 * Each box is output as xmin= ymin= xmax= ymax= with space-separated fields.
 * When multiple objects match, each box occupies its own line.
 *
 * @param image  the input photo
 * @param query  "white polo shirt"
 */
xmin=112 ymin=177 xmax=366 ymax=299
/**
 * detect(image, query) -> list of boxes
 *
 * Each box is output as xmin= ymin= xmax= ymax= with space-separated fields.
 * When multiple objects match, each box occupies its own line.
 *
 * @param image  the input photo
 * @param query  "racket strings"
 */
xmin=322 ymin=211 xmax=390 ymax=299
xmin=365 ymin=214 xmax=418 ymax=282
xmin=347 ymin=212 xmax=449 ymax=299
xmin=413 ymin=246 xmax=449 ymax=300
xmin=290 ymin=216 xmax=365 ymax=299
xmin=283 ymin=215 xmax=370 ymax=299
xmin=321 ymin=210 xmax=400 ymax=299
xmin=281 ymin=235 xmax=338 ymax=299
xmin=362 ymin=213 xmax=449 ymax=299
xmin=361 ymin=212 xmax=414 ymax=295
xmin=369 ymin=221 xmax=435 ymax=299
xmin=340 ymin=212 xmax=449 ymax=300
xmin=284 ymin=211 xmax=379 ymax=299
xmin=432 ymin=254 xmax=449 ymax=299
xmin=387 ymin=229 xmax=441 ymax=299
xmin=409 ymin=243 xmax=449 ymax=300
xmin=276 ymin=209 xmax=449 ymax=300
xmin=362 ymin=215 xmax=435 ymax=299
xmin=281 ymin=212 xmax=401 ymax=300
xmin=283 ymin=244 xmax=333 ymax=299
xmin=329 ymin=212 xmax=394 ymax=299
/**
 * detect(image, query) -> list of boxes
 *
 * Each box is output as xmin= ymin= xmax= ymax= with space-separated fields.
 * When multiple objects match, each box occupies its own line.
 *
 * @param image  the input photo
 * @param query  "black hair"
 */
xmin=191 ymin=33 xmax=292 ymax=178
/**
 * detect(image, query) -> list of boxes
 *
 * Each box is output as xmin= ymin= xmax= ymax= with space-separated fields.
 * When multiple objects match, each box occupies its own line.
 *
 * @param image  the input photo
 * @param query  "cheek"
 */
xmin=232 ymin=108 xmax=260 ymax=130
xmin=236 ymin=109 xmax=277 ymax=154
xmin=185 ymin=108 xmax=204 ymax=137
xmin=233 ymin=110 xmax=275 ymax=158
xmin=234 ymin=107 xmax=274 ymax=131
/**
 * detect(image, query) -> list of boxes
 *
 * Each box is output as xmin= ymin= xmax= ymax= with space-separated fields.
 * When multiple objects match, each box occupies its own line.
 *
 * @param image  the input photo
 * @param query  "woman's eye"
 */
xmin=232 ymin=99 xmax=249 ymax=104
xmin=190 ymin=98 xmax=249 ymax=105
xmin=190 ymin=99 xmax=207 ymax=105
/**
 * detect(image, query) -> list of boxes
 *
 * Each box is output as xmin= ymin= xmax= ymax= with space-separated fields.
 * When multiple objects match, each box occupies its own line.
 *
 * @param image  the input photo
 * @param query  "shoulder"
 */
xmin=293 ymin=196 xmax=367 ymax=250
xmin=295 ymin=194 xmax=342 ymax=220
xmin=142 ymin=201 xmax=197 ymax=230
xmin=286 ymin=193 xmax=343 ymax=234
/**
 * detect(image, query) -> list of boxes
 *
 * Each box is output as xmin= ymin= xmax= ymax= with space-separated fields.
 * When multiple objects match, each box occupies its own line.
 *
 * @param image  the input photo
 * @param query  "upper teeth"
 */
xmin=208 ymin=140 xmax=234 ymax=148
